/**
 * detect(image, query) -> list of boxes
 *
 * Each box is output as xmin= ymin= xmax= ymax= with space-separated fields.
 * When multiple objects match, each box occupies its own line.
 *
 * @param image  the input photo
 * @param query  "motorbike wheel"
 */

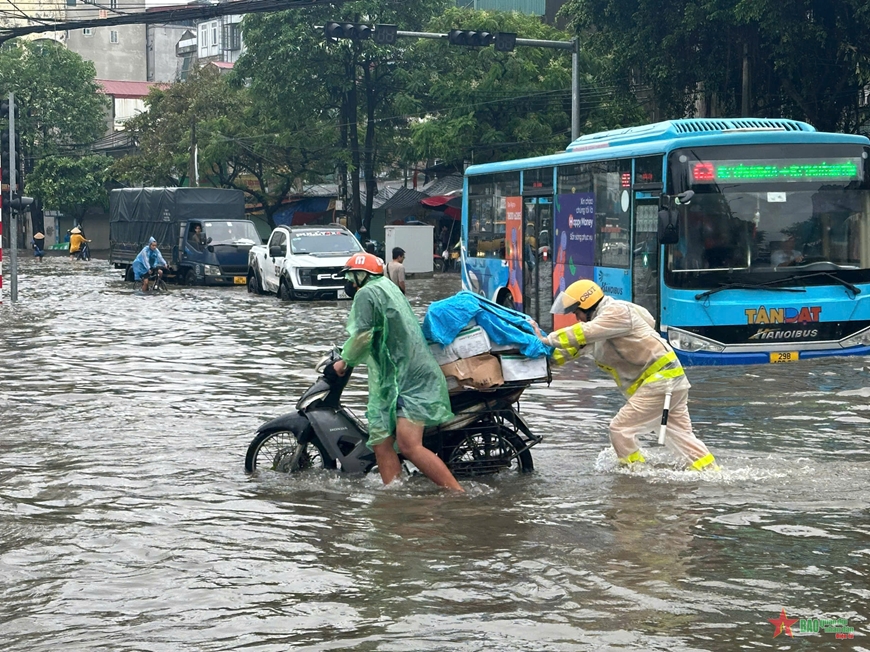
xmin=433 ymin=258 xmax=445 ymax=273
xmin=446 ymin=430 xmax=533 ymax=477
xmin=245 ymin=428 xmax=333 ymax=474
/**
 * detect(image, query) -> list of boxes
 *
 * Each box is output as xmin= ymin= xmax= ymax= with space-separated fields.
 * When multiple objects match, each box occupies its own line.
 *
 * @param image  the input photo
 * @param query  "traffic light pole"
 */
xmin=8 ymin=92 xmax=16 ymax=303
xmin=394 ymin=31 xmax=580 ymax=141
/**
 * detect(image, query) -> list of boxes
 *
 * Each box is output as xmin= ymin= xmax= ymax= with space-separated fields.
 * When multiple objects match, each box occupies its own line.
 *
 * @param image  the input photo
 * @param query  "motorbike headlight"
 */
xmin=204 ymin=265 xmax=221 ymax=276
xmin=667 ymin=328 xmax=725 ymax=353
xmin=841 ymin=327 xmax=870 ymax=348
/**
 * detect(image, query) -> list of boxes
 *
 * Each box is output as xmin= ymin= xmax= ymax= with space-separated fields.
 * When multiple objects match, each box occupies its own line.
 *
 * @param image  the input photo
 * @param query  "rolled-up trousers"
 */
xmin=609 ymin=388 xmax=710 ymax=463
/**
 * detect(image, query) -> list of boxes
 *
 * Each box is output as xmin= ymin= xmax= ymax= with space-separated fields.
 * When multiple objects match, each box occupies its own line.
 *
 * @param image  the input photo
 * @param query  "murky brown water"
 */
xmin=1 ymin=255 xmax=869 ymax=651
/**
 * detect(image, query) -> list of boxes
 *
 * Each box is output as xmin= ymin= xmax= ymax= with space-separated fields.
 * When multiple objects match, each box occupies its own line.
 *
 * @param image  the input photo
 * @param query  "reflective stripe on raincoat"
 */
xmin=341 ymin=275 xmax=453 ymax=445
xmin=546 ymin=295 xmax=688 ymax=398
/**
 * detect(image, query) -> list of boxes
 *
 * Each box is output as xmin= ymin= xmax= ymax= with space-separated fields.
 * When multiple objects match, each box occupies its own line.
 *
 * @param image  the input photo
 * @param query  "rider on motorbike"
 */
xmin=132 ymin=237 xmax=168 ymax=292
xmin=331 ymin=252 xmax=464 ymax=492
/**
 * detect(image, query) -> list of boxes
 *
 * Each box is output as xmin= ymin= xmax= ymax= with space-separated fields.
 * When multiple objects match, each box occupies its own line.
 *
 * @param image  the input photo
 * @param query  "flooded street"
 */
xmin=1 ymin=255 xmax=869 ymax=651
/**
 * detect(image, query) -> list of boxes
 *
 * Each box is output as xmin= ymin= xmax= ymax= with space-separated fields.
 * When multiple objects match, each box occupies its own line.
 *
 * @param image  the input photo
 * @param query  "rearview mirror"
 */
xmin=269 ymin=244 xmax=283 ymax=258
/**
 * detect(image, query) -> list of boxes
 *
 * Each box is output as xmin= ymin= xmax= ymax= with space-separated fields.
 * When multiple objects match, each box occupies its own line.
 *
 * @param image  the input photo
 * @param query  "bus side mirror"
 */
xmin=658 ymin=208 xmax=680 ymax=245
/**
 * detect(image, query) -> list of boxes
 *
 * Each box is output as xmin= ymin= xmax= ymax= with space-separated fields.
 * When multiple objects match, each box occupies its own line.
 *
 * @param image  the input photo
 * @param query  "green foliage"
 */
xmin=562 ymin=0 xmax=870 ymax=132
xmin=400 ymin=8 xmax=643 ymax=168
xmin=0 ymin=40 xmax=109 ymax=157
xmin=235 ymin=0 xmax=450 ymax=230
xmin=25 ymin=155 xmax=113 ymax=221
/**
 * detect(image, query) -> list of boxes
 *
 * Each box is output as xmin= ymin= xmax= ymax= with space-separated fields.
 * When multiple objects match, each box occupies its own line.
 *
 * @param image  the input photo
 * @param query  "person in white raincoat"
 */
xmin=533 ymin=279 xmax=718 ymax=471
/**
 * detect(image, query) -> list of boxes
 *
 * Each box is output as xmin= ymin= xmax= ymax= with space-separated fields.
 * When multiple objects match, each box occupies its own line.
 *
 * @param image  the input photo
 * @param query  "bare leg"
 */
xmin=372 ymin=438 xmax=402 ymax=485
xmin=395 ymin=417 xmax=464 ymax=492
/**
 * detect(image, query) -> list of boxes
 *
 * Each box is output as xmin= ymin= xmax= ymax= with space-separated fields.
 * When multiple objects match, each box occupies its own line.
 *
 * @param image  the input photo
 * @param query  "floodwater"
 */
xmin=1 ymin=255 xmax=868 ymax=652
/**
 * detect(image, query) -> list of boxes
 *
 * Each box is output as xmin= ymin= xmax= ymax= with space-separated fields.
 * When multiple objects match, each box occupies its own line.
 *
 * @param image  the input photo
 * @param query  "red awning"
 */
xmin=421 ymin=191 xmax=461 ymax=219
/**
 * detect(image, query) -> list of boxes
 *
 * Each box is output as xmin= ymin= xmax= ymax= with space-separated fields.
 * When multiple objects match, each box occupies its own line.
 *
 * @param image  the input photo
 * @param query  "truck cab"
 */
xmin=249 ymin=225 xmax=363 ymax=300
xmin=179 ymin=219 xmax=261 ymax=286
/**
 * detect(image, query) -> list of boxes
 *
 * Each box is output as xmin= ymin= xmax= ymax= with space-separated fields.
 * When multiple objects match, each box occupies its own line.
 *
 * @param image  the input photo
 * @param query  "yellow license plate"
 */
xmin=234 ymin=276 xmax=246 ymax=285
xmin=770 ymin=351 xmax=799 ymax=364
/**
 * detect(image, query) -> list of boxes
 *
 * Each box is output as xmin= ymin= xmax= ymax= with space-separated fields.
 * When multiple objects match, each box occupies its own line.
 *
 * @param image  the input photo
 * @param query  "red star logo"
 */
xmin=768 ymin=608 xmax=799 ymax=638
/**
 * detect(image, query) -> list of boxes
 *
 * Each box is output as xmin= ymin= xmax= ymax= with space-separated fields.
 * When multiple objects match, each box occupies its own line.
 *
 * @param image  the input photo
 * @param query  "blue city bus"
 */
xmin=460 ymin=118 xmax=870 ymax=365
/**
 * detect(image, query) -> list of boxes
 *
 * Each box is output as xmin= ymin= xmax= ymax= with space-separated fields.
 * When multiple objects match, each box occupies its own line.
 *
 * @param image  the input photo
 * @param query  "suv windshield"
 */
xmin=290 ymin=230 xmax=362 ymax=255
xmin=664 ymin=143 xmax=870 ymax=289
xmin=203 ymin=221 xmax=260 ymax=246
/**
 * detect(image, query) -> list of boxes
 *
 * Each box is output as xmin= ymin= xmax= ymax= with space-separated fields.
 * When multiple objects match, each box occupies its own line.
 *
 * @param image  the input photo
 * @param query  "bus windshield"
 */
xmin=664 ymin=144 xmax=870 ymax=289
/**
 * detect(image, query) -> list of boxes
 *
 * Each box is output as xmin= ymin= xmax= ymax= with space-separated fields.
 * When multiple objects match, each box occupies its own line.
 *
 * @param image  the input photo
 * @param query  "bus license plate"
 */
xmin=233 ymin=276 xmax=246 ymax=285
xmin=337 ymin=289 xmax=348 ymax=299
xmin=770 ymin=351 xmax=798 ymax=364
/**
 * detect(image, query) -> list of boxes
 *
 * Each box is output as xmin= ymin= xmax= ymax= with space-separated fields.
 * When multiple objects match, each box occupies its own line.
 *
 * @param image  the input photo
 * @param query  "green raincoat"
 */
xmin=341 ymin=275 xmax=453 ymax=447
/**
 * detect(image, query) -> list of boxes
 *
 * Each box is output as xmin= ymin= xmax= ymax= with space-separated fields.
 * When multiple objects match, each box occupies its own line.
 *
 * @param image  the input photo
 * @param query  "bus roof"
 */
xmin=465 ymin=118 xmax=870 ymax=177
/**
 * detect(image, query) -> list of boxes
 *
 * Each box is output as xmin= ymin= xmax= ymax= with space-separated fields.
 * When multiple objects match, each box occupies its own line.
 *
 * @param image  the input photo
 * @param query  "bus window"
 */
xmin=591 ymin=160 xmax=631 ymax=269
xmin=467 ymin=173 xmax=519 ymax=259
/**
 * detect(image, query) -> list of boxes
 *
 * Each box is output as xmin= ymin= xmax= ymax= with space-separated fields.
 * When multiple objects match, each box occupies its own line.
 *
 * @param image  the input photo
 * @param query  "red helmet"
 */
xmin=342 ymin=252 xmax=384 ymax=275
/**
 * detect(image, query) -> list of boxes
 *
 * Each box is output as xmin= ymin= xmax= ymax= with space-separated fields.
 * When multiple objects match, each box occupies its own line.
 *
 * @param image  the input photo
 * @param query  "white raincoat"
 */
xmin=546 ymin=296 xmax=716 ymax=469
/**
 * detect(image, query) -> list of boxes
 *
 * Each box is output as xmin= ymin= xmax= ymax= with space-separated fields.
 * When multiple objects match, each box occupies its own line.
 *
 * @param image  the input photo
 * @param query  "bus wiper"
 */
xmin=696 ymin=271 xmax=863 ymax=301
xmin=695 ymin=282 xmax=805 ymax=301
xmin=777 ymin=271 xmax=861 ymax=297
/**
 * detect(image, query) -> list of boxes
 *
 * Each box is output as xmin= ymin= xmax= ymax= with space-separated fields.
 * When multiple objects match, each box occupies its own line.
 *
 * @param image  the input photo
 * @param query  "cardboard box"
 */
xmin=449 ymin=325 xmax=492 ymax=359
xmin=498 ymin=354 xmax=549 ymax=382
xmin=429 ymin=341 xmax=459 ymax=366
xmin=440 ymin=353 xmax=504 ymax=392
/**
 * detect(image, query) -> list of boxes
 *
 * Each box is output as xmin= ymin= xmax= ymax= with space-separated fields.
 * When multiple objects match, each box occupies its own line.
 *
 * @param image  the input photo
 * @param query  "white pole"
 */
xmin=658 ymin=392 xmax=672 ymax=445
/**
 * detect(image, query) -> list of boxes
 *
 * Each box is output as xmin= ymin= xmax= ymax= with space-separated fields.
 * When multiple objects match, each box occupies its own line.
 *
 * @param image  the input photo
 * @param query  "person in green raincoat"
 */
xmin=331 ymin=252 xmax=463 ymax=492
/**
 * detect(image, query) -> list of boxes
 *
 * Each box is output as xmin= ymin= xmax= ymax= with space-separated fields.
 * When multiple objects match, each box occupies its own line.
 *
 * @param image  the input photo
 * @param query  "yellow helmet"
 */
xmin=550 ymin=279 xmax=604 ymax=314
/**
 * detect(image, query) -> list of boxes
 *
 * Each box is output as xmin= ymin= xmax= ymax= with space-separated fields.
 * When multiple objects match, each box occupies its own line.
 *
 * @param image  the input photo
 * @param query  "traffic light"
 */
xmin=324 ymin=22 xmax=372 ymax=41
xmin=7 ymin=193 xmax=33 ymax=211
xmin=0 ymin=130 xmax=20 ymax=187
xmin=324 ymin=22 xmax=397 ymax=44
xmin=448 ymin=29 xmax=494 ymax=47
xmin=373 ymin=24 xmax=397 ymax=45
xmin=494 ymin=32 xmax=517 ymax=52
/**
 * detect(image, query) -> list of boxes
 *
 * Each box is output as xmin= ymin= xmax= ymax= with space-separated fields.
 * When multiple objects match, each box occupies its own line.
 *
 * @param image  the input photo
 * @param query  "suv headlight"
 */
xmin=203 ymin=265 xmax=221 ymax=276
xmin=667 ymin=328 xmax=725 ymax=353
xmin=841 ymin=327 xmax=870 ymax=348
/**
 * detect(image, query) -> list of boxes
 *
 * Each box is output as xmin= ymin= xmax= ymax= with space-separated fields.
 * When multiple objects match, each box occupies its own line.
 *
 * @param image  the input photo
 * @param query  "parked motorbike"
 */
xmin=245 ymin=349 xmax=543 ymax=478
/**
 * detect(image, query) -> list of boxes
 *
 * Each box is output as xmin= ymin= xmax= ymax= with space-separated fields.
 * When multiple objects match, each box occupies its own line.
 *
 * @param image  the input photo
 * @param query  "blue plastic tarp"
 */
xmin=422 ymin=291 xmax=553 ymax=359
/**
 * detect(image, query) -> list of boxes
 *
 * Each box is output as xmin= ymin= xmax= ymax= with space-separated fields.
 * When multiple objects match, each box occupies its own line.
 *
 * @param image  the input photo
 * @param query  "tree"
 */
xmin=561 ymin=0 xmax=870 ymax=132
xmin=236 ymin=0 xmax=450 ymax=233
xmin=0 ymin=39 xmax=111 ymax=238
xmin=25 ymin=155 xmax=113 ymax=224
xmin=0 ymin=40 xmax=109 ymax=157
xmin=400 ymin=7 xmax=643 ymax=169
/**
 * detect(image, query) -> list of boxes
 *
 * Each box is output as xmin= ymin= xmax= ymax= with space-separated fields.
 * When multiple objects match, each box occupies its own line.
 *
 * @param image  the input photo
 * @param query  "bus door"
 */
xmin=522 ymin=196 xmax=554 ymax=329
xmin=632 ymin=194 xmax=660 ymax=321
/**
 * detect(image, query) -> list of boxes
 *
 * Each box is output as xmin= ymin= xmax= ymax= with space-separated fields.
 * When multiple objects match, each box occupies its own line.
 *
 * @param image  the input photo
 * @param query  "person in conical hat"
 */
xmin=32 ymin=232 xmax=45 ymax=261
xmin=69 ymin=227 xmax=89 ymax=260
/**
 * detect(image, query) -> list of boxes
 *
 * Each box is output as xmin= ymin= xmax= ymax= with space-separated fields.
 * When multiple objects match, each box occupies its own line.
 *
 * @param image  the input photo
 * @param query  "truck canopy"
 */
xmin=110 ymin=187 xmax=246 ymax=252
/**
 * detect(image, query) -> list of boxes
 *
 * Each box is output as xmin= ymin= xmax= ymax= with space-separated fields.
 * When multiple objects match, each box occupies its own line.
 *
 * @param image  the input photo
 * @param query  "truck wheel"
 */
xmin=183 ymin=269 xmax=197 ymax=286
xmin=247 ymin=270 xmax=264 ymax=295
xmin=124 ymin=266 xmax=134 ymax=282
xmin=279 ymin=278 xmax=294 ymax=301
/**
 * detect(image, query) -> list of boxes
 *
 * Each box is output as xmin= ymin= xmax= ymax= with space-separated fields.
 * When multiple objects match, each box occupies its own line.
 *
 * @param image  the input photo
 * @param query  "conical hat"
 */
xmin=70 ymin=227 xmax=82 ymax=234
xmin=34 ymin=232 xmax=45 ymax=239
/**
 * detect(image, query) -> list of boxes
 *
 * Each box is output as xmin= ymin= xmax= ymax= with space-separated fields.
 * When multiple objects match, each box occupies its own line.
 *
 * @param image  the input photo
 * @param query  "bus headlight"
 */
xmin=841 ymin=327 xmax=870 ymax=348
xmin=667 ymin=328 xmax=725 ymax=353
xmin=204 ymin=265 xmax=221 ymax=276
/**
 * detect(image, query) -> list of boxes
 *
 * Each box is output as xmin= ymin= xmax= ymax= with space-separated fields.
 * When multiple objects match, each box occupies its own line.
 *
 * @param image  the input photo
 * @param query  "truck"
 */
xmin=247 ymin=224 xmax=364 ymax=300
xmin=109 ymin=187 xmax=262 ymax=286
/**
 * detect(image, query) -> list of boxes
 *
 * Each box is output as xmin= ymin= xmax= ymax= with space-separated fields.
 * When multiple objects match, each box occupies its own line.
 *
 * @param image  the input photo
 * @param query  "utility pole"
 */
xmin=8 ymin=92 xmax=16 ymax=303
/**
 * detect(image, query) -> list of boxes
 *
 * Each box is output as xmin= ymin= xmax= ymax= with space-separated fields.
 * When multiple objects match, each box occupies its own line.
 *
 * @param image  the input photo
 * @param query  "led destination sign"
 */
xmin=691 ymin=158 xmax=861 ymax=183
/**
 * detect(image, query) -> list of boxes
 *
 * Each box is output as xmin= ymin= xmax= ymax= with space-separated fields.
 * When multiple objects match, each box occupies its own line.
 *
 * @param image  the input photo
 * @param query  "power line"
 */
xmin=0 ymin=0 xmax=344 ymax=42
